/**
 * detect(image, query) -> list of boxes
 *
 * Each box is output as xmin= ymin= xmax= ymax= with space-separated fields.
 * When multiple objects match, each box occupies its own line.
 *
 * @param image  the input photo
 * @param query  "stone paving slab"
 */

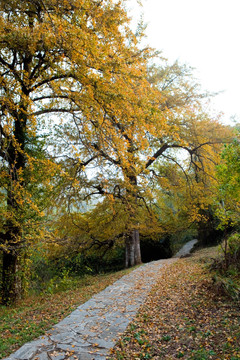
xmin=4 ymin=258 xmax=180 ymax=360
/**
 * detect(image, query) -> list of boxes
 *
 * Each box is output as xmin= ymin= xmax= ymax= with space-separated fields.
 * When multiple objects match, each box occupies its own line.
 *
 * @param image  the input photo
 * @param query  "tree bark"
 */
xmin=124 ymin=170 xmax=142 ymax=268
xmin=2 ymin=248 xmax=22 ymax=305
xmin=1 ymin=195 xmax=24 ymax=305
xmin=125 ymin=237 xmax=130 ymax=268
xmin=133 ymin=229 xmax=141 ymax=265
xmin=125 ymin=230 xmax=142 ymax=268
xmin=1 ymin=104 xmax=27 ymax=304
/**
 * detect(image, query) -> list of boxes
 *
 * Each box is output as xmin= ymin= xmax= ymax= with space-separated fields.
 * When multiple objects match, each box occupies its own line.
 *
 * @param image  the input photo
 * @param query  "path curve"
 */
xmin=173 ymin=239 xmax=198 ymax=258
xmin=4 ymin=241 xmax=197 ymax=360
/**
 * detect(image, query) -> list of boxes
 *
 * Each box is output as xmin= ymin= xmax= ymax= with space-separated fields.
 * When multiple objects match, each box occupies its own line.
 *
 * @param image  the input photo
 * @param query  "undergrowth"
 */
xmin=210 ymin=233 xmax=240 ymax=301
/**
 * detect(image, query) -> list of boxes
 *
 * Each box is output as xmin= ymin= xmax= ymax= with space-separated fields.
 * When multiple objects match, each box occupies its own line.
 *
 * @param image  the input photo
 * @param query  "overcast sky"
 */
xmin=126 ymin=0 xmax=240 ymax=125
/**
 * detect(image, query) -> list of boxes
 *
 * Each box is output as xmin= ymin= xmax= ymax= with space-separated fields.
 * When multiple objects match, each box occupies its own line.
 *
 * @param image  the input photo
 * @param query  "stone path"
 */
xmin=5 ymin=241 xmax=197 ymax=360
xmin=174 ymin=239 xmax=198 ymax=258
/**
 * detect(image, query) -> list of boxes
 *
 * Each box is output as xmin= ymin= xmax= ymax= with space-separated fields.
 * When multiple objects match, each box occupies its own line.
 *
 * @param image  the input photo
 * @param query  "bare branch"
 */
xmin=161 ymin=153 xmax=191 ymax=186
xmin=32 ymin=73 xmax=78 ymax=90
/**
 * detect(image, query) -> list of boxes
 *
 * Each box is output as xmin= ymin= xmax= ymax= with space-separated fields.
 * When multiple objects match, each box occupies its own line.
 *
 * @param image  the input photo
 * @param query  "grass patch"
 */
xmin=108 ymin=246 xmax=240 ymax=360
xmin=0 ymin=268 xmax=133 ymax=359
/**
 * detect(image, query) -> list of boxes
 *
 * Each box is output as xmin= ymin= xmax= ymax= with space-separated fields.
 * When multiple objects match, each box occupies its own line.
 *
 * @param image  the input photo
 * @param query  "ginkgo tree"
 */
xmin=60 ymin=60 xmax=231 ymax=268
xmin=0 ymin=0 xmax=157 ymax=304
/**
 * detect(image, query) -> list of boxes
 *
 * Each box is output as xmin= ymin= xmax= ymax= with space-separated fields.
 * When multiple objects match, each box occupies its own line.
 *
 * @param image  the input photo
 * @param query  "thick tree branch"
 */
xmin=145 ymin=141 xmax=221 ymax=170
xmin=145 ymin=143 xmax=169 ymax=169
xmin=0 ymin=56 xmax=25 ymax=89
xmin=111 ymin=116 xmax=135 ymax=148
xmin=32 ymin=108 xmax=78 ymax=116
xmin=32 ymin=94 xmax=74 ymax=101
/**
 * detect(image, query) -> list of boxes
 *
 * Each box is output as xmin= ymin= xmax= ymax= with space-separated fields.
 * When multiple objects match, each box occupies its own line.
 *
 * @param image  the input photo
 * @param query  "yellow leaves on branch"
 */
xmin=0 ymin=0 xmax=233 ymax=263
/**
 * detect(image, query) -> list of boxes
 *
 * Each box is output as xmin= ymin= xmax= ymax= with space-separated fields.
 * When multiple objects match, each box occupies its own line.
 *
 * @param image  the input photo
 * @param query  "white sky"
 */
xmin=126 ymin=0 xmax=240 ymax=125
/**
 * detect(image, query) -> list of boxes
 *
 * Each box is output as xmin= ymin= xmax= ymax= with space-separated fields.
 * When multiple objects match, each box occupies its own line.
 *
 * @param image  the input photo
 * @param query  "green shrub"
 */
xmin=210 ymin=232 xmax=240 ymax=301
xmin=29 ymin=245 xmax=126 ymax=294
xmin=219 ymin=232 xmax=240 ymax=271
xmin=227 ymin=233 xmax=240 ymax=267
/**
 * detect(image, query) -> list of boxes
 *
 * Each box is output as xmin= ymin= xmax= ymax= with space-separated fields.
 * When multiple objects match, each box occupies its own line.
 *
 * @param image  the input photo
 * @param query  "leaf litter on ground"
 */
xmin=108 ymin=247 xmax=240 ymax=360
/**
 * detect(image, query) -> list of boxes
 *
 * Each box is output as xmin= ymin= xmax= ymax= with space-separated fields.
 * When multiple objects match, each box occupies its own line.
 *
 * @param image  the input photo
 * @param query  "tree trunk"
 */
xmin=1 ymin=102 xmax=27 ymax=305
xmin=1 ymin=194 xmax=25 ymax=305
xmin=2 ymin=249 xmax=22 ymax=305
xmin=125 ymin=230 xmax=142 ymax=268
xmin=124 ymin=169 xmax=142 ymax=268
xmin=125 ymin=237 xmax=130 ymax=268
xmin=1 ymin=161 xmax=25 ymax=304
xmin=133 ymin=229 xmax=141 ymax=265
